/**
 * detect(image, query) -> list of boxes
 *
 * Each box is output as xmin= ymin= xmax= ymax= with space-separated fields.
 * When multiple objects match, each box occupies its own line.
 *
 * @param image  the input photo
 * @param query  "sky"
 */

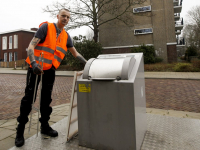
xmin=0 ymin=0 xmax=199 ymax=36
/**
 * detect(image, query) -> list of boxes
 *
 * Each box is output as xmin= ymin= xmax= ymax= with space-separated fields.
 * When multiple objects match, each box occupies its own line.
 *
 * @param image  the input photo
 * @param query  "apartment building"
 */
xmin=99 ymin=0 xmax=183 ymax=63
xmin=0 ymin=29 xmax=37 ymax=62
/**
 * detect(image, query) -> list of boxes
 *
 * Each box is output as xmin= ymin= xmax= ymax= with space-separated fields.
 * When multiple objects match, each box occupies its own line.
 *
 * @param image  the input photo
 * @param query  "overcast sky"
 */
xmin=0 ymin=0 xmax=199 ymax=36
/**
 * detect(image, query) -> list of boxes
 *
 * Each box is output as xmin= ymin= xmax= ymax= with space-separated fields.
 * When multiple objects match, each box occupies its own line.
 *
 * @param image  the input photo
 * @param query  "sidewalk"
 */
xmin=1 ymin=67 xmax=200 ymax=79
xmin=0 ymin=67 xmax=200 ymax=149
xmin=0 ymin=67 xmax=74 ymax=76
xmin=0 ymin=104 xmax=70 ymax=150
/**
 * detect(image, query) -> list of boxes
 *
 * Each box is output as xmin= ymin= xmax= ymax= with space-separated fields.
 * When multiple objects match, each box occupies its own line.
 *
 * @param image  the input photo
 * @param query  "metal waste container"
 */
xmin=77 ymin=53 xmax=146 ymax=150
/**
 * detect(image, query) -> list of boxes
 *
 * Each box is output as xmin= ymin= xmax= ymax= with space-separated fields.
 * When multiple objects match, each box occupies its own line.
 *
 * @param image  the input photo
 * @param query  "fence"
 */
xmin=0 ymin=59 xmax=27 ymax=68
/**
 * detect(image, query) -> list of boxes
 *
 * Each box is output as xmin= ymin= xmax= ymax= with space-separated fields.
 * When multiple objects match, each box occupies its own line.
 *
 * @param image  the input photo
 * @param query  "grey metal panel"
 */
xmin=121 ymin=56 xmax=136 ymax=80
xmin=83 ymin=58 xmax=95 ymax=79
xmin=77 ymin=80 xmax=136 ymax=150
xmin=134 ymin=55 xmax=147 ymax=150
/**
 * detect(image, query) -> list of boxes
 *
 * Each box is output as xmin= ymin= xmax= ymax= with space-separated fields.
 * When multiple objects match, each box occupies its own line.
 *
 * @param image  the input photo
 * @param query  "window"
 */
xmin=4 ymin=53 xmax=7 ymax=62
xmin=133 ymin=5 xmax=151 ymax=13
xmin=14 ymin=35 xmax=18 ymax=49
xmin=9 ymin=52 xmax=12 ymax=62
xmin=14 ymin=52 xmax=18 ymax=61
xmin=2 ymin=36 xmax=7 ymax=50
xmin=134 ymin=28 xmax=153 ymax=35
xmin=9 ymin=36 xmax=12 ymax=49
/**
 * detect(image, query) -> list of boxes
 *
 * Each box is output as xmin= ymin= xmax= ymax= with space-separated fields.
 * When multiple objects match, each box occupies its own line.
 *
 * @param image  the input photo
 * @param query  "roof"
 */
xmin=0 ymin=29 xmax=36 ymax=35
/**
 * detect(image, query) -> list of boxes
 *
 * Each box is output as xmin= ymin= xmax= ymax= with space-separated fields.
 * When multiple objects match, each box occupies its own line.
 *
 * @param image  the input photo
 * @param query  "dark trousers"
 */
xmin=17 ymin=67 xmax=55 ymax=125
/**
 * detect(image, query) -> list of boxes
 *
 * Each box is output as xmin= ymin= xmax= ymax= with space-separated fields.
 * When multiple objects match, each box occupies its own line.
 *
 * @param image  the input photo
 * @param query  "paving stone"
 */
xmin=0 ymin=120 xmax=7 ymax=126
xmin=56 ymin=111 xmax=69 ymax=117
xmin=0 ymin=128 xmax=16 ymax=140
xmin=0 ymin=137 xmax=15 ymax=150
xmin=49 ymin=116 xmax=66 ymax=123
xmin=0 ymin=119 xmax=17 ymax=127
xmin=0 ymin=128 xmax=4 ymax=132
xmin=3 ymin=125 xmax=16 ymax=131
xmin=51 ymin=109 xmax=69 ymax=116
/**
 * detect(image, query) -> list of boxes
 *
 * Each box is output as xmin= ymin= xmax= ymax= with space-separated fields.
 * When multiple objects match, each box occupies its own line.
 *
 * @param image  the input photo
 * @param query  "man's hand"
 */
xmin=31 ymin=61 xmax=43 ymax=75
xmin=76 ymin=55 xmax=87 ymax=64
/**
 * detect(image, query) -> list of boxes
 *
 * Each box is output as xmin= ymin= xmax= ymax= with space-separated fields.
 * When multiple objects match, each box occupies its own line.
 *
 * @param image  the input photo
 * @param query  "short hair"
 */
xmin=59 ymin=8 xmax=70 ymax=14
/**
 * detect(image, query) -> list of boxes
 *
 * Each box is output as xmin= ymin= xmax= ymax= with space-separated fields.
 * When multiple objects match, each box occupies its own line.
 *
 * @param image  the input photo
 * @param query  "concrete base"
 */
xmin=9 ymin=114 xmax=200 ymax=150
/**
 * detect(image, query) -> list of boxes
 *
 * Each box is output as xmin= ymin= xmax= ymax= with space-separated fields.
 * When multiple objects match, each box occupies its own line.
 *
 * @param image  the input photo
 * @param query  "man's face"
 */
xmin=57 ymin=10 xmax=70 ymax=26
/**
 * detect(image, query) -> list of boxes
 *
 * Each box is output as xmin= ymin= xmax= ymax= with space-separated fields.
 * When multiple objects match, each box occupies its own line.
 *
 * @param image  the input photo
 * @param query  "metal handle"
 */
xmin=28 ymin=52 xmax=44 ymax=137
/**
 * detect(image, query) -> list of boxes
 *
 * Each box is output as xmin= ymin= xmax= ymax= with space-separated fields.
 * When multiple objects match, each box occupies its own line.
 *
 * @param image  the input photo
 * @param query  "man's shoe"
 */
xmin=41 ymin=126 xmax=58 ymax=137
xmin=15 ymin=135 xmax=24 ymax=147
xmin=15 ymin=124 xmax=25 ymax=147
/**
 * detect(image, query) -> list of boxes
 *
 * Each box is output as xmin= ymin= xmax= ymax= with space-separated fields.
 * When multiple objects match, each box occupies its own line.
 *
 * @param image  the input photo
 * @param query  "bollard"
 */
xmin=14 ymin=62 xmax=16 ymax=70
xmin=22 ymin=64 xmax=23 ymax=69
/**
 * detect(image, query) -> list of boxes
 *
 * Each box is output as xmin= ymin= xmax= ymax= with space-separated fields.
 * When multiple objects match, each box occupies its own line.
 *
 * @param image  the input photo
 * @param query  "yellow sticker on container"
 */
xmin=79 ymin=84 xmax=91 ymax=92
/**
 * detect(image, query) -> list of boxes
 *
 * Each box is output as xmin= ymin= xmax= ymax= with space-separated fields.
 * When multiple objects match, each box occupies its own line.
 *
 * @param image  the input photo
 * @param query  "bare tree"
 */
xmin=43 ymin=0 xmax=146 ymax=42
xmin=183 ymin=6 xmax=200 ymax=49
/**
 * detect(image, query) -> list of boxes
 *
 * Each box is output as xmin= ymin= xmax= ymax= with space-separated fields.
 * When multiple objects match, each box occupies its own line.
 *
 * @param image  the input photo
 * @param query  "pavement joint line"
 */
xmin=145 ymin=77 xmax=200 ymax=80
xmin=0 ymin=120 xmax=9 ymax=127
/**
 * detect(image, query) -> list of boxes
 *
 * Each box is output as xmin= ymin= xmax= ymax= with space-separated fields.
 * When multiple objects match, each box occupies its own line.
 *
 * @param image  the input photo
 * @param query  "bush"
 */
xmin=191 ymin=59 xmax=200 ymax=69
xmin=185 ymin=45 xmax=198 ymax=61
xmin=64 ymin=40 xmax=102 ymax=70
xmin=180 ymin=55 xmax=185 ymax=60
xmin=144 ymin=63 xmax=174 ymax=71
xmin=173 ymin=63 xmax=193 ymax=72
xmin=155 ymin=57 xmax=163 ymax=63
xmin=131 ymin=44 xmax=156 ymax=64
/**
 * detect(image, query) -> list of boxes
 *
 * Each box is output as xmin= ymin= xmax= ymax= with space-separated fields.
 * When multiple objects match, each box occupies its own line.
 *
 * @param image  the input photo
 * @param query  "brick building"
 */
xmin=0 ymin=29 xmax=37 ymax=62
xmin=99 ymin=0 xmax=184 ymax=63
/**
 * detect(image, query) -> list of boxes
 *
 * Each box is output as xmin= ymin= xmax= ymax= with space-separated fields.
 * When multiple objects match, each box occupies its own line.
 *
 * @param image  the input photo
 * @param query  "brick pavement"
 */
xmin=0 ymin=74 xmax=200 ymax=120
xmin=146 ymin=79 xmax=200 ymax=112
xmin=0 ymin=74 xmax=73 ymax=120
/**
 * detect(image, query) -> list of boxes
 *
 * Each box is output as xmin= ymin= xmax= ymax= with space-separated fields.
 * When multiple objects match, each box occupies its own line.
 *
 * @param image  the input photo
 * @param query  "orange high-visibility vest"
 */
xmin=26 ymin=22 xmax=68 ymax=70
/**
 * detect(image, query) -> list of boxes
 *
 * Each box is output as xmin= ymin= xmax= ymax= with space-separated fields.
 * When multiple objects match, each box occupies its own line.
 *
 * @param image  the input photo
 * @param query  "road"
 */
xmin=0 ymin=74 xmax=200 ymax=120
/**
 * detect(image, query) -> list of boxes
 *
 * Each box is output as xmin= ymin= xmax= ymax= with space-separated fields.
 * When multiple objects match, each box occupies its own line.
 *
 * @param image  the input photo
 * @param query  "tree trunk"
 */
xmin=92 ymin=0 xmax=98 ymax=43
xmin=93 ymin=26 xmax=99 ymax=43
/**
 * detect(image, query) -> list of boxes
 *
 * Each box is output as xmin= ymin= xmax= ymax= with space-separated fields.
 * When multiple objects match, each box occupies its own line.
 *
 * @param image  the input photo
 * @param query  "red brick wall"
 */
xmin=0 ymin=31 xmax=35 ymax=61
xmin=167 ymin=45 xmax=177 ymax=63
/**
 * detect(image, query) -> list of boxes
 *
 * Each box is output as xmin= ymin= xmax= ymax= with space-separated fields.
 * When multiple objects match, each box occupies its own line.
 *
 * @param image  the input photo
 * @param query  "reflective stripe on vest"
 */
xmin=35 ymin=46 xmax=54 ymax=54
xmin=35 ymin=56 xmax=52 ymax=64
xmin=54 ymin=55 xmax=62 ymax=63
xmin=35 ymin=46 xmax=67 ymax=63
xmin=56 ymin=46 xmax=67 ymax=55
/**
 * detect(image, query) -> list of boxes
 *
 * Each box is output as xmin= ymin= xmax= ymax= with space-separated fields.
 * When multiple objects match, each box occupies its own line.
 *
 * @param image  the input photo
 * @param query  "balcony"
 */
xmin=175 ymin=30 xmax=181 ymax=35
xmin=176 ymin=37 xmax=185 ymax=46
xmin=174 ymin=5 xmax=182 ymax=13
xmin=174 ymin=13 xmax=180 ymax=21
xmin=173 ymin=0 xmax=179 ymax=6
xmin=175 ymin=18 xmax=183 ymax=30
xmin=174 ymin=0 xmax=182 ymax=13
xmin=175 ymin=24 xmax=183 ymax=30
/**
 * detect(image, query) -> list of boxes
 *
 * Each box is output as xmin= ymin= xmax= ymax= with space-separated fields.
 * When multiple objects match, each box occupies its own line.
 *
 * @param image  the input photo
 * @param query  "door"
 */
xmin=4 ymin=53 xmax=7 ymax=62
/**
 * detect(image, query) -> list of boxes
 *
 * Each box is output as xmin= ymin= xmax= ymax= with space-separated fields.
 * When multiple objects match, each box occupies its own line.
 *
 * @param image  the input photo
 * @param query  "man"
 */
xmin=15 ymin=9 xmax=87 ymax=147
